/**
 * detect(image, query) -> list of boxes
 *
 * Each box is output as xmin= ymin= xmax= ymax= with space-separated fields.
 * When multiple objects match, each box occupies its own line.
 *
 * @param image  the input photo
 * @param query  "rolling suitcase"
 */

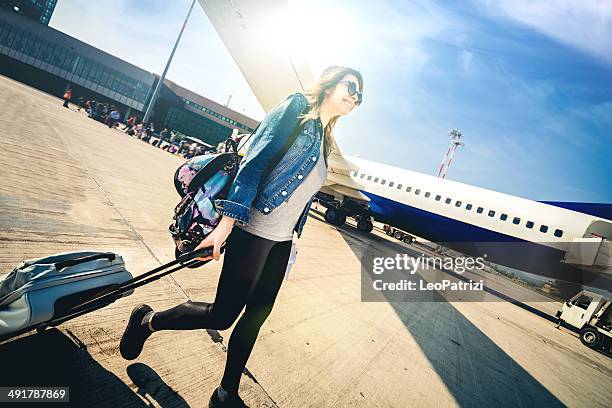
xmin=0 ymin=247 xmax=213 ymax=343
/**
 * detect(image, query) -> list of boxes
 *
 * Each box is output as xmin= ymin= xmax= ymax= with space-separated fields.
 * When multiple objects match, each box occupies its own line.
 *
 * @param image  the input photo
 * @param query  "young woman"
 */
xmin=120 ymin=66 xmax=363 ymax=407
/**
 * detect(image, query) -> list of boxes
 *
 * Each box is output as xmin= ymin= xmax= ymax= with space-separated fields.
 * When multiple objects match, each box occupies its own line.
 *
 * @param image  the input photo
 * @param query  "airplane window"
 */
xmin=374 ymin=177 xmax=379 ymax=182
xmin=488 ymin=210 xmax=495 ymax=217
xmin=540 ymin=225 xmax=548 ymax=233
xmin=500 ymin=213 xmax=508 ymax=221
xmin=435 ymin=195 xmax=441 ymax=201
xmin=381 ymin=179 xmax=386 ymax=185
xmin=445 ymin=198 xmax=452 ymax=204
xmin=513 ymin=217 xmax=520 ymax=225
xmin=351 ymin=171 xmax=357 ymax=176
xmin=554 ymin=229 xmax=563 ymax=237
xmin=397 ymin=184 xmax=402 ymax=189
xmin=425 ymin=192 xmax=430 ymax=198
xmin=466 ymin=204 xmax=472 ymax=210
xmin=455 ymin=201 xmax=462 ymax=207
xmin=477 ymin=207 xmax=483 ymax=214
xmin=526 ymin=221 xmax=534 ymax=229
xmin=360 ymin=173 xmax=365 ymax=179
xmin=389 ymin=181 xmax=394 ymax=187
xmin=406 ymin=187 xmax=412 ymax=192
xmin=415 ymin=189 xmax=421 ymax=195
xmin=367 ymin=175 xmax=372 ymax=181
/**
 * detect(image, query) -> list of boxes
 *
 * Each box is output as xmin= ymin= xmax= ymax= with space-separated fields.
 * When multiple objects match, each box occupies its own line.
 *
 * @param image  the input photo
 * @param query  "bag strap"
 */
xmin=255 ymin=104 xmax=310 ymax=196
xmin=186 ymin=152 xmax=236 ymax=194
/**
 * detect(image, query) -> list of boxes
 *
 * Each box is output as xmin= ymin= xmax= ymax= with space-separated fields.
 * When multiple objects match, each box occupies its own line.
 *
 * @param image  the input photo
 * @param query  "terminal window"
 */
xmin=165 ymin=107 xmax=232 ymax=145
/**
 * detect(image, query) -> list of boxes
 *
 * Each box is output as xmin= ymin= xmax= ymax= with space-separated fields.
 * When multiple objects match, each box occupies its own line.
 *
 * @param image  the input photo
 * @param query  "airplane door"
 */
xmin=561 ymin=293 xmax=594 ymax=329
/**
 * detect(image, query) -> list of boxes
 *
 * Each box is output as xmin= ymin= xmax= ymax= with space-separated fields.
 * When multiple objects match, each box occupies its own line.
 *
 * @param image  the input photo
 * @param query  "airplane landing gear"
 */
xmin=324 ymin=208 xmax=346 ymax=226
xmin=357 ymin=218 xmax=373 ymax=233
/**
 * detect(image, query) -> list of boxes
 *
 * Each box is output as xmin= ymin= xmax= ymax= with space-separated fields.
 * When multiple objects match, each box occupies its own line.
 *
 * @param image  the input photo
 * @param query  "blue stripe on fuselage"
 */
xmin=538 ymin=201 xmax=612 ymax=221
xmin=361 ymin=190 xmax=522 ymax=243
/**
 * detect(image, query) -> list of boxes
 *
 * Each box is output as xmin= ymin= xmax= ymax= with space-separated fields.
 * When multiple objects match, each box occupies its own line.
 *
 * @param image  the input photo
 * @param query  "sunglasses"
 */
xmin=339 ymin=80 xmax=362 ymax=106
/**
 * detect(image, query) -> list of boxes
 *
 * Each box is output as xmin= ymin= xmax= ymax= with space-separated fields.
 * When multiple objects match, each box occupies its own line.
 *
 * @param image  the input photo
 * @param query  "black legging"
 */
xmin=150 ymin=226 xmax=292 ymax=394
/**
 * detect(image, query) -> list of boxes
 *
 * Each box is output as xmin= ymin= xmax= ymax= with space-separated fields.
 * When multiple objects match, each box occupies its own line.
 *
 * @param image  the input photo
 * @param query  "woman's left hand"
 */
xmin=194 ymin=216 xmax=236 ymax=262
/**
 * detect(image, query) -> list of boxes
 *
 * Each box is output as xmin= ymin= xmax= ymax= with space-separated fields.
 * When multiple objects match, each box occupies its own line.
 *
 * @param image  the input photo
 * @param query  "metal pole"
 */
xmin=142 ymin=0 xmax=197 ymax=124
xmin=442 ymin=141 xmax=464 ymax=179
xmin=437 ymin=141 xmax=454 ymax=177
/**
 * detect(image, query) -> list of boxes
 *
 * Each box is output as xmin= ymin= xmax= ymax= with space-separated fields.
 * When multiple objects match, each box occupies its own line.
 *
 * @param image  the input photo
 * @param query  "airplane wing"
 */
xmin=198 ymin=0 xmax=314 ymax=112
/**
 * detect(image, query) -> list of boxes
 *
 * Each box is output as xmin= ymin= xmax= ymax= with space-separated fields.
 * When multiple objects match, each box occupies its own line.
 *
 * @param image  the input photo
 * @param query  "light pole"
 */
xmin=437 ymin=129 xmax=464 ymax=178
xmin=142 ymin=0 xmax=197 ymax=124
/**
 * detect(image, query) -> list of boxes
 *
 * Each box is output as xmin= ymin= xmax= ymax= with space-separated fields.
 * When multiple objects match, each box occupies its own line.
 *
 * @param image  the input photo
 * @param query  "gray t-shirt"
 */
xmin=238 ymin=140 xmax=327 ymax=241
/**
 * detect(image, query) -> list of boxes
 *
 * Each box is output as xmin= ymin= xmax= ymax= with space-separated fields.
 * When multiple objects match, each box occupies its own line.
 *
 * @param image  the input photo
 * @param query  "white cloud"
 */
xmin=474 ymin=0 xmax=612 ymax=65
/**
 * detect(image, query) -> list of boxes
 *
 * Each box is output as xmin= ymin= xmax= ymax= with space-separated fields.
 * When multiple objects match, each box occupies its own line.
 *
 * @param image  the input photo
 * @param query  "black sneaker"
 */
xmin=120 ymin=304 xmax=153 ymax=360
xmin=209 ymin=387 xmax=249 ymax=408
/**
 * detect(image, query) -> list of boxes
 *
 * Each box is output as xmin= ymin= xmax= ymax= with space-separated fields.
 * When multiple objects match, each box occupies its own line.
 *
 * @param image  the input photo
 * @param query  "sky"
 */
xmin=50 ymin=0 xmax=612 ymax=203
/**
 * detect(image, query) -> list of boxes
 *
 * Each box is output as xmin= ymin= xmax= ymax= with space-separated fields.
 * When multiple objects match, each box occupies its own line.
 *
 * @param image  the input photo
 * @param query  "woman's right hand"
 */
xmin=194 ymin=216 xmax=236 ymax=262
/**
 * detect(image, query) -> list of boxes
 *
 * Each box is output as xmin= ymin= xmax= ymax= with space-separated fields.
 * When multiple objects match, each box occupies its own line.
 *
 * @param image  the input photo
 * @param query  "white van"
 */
xmin=556 ymin=290 xmax=611 ymax=352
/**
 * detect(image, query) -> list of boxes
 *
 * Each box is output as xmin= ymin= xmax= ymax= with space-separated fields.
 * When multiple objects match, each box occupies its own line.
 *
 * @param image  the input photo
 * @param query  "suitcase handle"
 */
xmin=60 ymin=246 xmax=222 ymax=319
xmin=55 ymin=253 xmax=116 ymax=270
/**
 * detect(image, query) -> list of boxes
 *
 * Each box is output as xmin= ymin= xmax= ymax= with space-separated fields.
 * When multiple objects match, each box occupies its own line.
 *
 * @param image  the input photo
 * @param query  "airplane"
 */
xmin=197 ymin=0 xmax=611 ymax=291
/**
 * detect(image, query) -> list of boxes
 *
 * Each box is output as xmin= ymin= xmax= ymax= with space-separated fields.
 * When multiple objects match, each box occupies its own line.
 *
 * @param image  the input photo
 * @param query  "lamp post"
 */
xmin=437 ymin=129 xmax=464 ymax=178
xmin=142 ymin=0 xmax=197 ymax=124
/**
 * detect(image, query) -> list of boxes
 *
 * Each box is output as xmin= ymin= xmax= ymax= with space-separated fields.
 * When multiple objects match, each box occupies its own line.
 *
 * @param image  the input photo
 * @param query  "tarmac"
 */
xmin=0 ymin=74 xmax=611 ymax=407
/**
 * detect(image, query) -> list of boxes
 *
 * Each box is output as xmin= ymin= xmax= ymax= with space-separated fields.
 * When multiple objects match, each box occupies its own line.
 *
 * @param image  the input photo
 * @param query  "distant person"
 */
xmin=77 ymin=96 xmax=85 ymax=111
xmin=62 ymin=89 xmax=72 ymax=108
xmin=88 ymin=100 xmax=97 ymax=118
xmin=119 ymin=66 xmax=364 ymax=407
xmin=123 ymin=115 xmax=136 ymax=132
xmin=108 ymin=109 xmax=121 ymax=128
xmin=134 ymin=123 xmax=144 ymax=139
xmin=169 ymin=131 xmax=178 ymax=145
xmin=158 ymin=128 xmax=170 ymax=148
xmin=142 ymin=122 xmax=154 ymax=143
xmin=177 ymin=140 xmax=188 ymax=155
xmin=216 ymin=141 xmax=225 ymax=154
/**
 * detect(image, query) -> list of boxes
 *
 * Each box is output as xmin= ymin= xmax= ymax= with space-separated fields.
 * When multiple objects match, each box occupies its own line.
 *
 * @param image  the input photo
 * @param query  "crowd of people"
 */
xmin=62 ymin=88 xmax=225 ymax=160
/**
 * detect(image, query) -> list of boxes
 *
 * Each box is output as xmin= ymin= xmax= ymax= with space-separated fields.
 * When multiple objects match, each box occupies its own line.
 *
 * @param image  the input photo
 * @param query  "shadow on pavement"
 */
xmin=0 ymin=328 xmax=148 ymax=407
xmin=313 ymin=211 xmax=565 ymax=407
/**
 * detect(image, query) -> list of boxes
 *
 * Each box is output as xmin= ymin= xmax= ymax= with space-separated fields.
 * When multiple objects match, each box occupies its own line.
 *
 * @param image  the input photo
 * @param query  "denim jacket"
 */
xmin=214 ymin=93 xmax=327 ymax=239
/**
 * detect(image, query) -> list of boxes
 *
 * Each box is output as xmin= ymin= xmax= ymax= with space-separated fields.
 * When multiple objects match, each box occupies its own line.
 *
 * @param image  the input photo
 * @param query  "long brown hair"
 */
xmin=300 ymin=66 xmax=363 ymax=161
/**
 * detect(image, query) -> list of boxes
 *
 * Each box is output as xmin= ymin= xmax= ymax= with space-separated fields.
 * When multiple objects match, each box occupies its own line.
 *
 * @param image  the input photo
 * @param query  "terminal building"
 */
xmin=0 ymin=7 xmax=258 ymax=146
xmin=1 ymin=0 xmax=57 ymax=25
